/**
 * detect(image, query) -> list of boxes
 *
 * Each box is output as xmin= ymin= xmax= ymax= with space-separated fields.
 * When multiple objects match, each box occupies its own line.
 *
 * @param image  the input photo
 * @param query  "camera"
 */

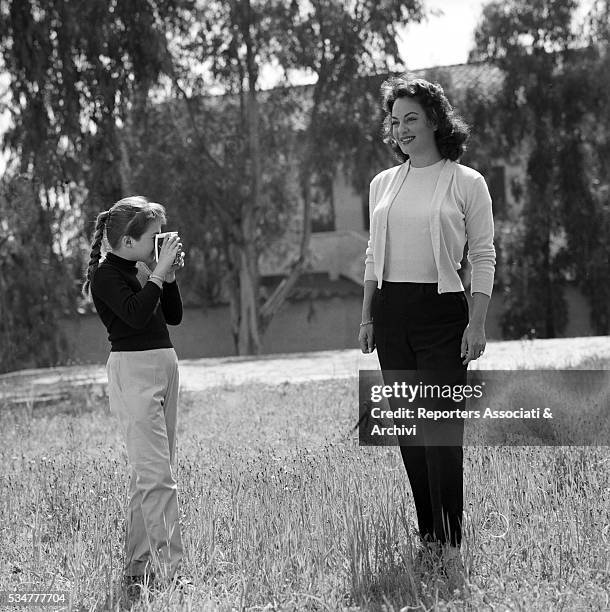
xmin=154 ymin=231 xmax=181 ymax=263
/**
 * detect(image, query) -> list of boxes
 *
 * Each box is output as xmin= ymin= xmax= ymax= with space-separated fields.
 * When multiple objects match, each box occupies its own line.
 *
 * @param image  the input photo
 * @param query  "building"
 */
xmin=60 ymin=62 xmax=597 ymax=364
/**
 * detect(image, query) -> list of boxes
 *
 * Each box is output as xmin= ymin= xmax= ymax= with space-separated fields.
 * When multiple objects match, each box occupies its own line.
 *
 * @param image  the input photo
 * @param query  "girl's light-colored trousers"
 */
xmin=106 ymin=348 xmax=183 ymax=578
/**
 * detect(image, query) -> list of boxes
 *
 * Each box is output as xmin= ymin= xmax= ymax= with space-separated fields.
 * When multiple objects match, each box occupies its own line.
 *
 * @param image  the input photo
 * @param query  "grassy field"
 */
xmin=1 ymin=358 xmax=609 ymax=611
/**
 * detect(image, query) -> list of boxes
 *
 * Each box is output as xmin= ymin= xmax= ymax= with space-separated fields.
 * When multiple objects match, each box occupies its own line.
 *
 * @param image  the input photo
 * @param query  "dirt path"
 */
xmin=1 ymin=336 xmax=608 ymax=406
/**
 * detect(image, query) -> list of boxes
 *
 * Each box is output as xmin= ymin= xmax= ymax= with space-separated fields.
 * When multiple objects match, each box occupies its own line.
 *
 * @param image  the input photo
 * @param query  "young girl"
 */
xmin=82 ymin=196 xmax=186 ymax=593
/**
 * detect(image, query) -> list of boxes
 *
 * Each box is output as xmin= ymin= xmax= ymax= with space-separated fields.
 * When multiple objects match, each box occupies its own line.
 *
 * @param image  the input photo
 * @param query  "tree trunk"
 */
xmin=118 ymin=133 xmax=134 ymax=195
xmin=237 ymin=246 xmax=260 ymax=353
xmin=543 ymin=232 xmax=555 ymax=338
xmin=232 ymin=0 xmax=262 ymax=355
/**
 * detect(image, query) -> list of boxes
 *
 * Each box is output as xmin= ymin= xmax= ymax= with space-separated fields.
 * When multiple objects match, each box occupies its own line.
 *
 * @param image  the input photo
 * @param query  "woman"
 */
xmin=358 ymin=77 xmax=495 ymax=571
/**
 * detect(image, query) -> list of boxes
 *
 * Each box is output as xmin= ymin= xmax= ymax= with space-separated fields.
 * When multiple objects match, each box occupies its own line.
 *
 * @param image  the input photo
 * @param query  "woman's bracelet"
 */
xmin=359 ymin=319 xmax=374 ymax=327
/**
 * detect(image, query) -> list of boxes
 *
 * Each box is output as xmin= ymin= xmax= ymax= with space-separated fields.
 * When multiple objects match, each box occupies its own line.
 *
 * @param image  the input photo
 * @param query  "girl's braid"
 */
xmin=82 ymin=210 xmax=110 ymax=297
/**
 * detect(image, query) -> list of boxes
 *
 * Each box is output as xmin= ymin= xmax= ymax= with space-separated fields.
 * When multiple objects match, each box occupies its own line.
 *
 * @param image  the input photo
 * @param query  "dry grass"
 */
xmin=0 ymin=358 xmax=609 ymax=611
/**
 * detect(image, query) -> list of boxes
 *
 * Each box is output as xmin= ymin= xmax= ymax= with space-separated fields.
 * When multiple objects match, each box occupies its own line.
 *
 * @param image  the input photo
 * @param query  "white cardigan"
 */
xmin=364 ymin=159 xmax=496 ymax=296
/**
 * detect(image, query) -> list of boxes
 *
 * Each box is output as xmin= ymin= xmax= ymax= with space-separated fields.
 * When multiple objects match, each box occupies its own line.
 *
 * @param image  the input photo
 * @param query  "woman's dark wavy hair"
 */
xmin=82 ymin=196 xmax=166 ymax=297
xmin=380 ymin=75 xmax=470 ymax=163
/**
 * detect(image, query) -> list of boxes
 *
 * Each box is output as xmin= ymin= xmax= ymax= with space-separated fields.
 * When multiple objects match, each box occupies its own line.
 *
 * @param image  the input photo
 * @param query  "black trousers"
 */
xmin=372 ymin=281 xmax=469 ymax=547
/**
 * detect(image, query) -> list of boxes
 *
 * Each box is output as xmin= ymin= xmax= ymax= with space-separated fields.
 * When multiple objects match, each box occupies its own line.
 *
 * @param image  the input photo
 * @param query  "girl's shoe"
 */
xmin=171 ymin=574 xmax=194 ymax=591
xmin=122 ymin=573 xmax=155 ymax=600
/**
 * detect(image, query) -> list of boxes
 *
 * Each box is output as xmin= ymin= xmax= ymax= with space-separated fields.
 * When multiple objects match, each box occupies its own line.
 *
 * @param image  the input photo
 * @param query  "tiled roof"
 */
xmin=195 ymin=61 xmax=504 ymax=114
xmin=412 ymin=61 xmax=504 ymax=96
xmin=260 ymin=271 xmax=361 ymax=301
xmin=260 ymin=230 xmax=368 ymax=287
xmin=307 ymin=230 xmax=368 ymax=285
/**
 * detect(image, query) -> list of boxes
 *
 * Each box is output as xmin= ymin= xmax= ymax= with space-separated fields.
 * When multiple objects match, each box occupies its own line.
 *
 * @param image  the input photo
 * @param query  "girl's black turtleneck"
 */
xmin=90 ymin=252 xmax=183 ymax=352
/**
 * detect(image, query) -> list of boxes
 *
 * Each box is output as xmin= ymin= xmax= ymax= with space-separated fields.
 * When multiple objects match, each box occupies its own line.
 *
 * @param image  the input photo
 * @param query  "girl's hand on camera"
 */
xmin=165 ymin=251 xmax=186 ymax=283
xmin=171 ymin=250 xmax=186 ymax=271
xmin=154 ymin=234 xmax=181 ymax=278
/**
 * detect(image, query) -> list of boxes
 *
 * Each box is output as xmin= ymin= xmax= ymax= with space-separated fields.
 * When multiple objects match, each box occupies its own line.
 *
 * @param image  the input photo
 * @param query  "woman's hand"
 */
xmin=461 ymin=322 xmax=486 ymax=365
xmin=461 ymin=292 xmax=491 ymax=365
xmin=359 ymin=322 xmax=375 ymax=354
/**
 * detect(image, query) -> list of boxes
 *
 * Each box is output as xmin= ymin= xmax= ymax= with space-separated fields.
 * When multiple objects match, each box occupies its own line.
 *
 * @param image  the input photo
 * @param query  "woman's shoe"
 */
xmin=440 ymin=545 xmax=468 ymax=594
xmin=414 ymin=540 xmax=442 ymax=575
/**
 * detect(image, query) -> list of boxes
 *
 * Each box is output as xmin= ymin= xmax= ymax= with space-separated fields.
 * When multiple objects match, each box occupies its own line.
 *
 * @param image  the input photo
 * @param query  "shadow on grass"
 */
xmin=349 ymin=555 xmax=467 ymax=612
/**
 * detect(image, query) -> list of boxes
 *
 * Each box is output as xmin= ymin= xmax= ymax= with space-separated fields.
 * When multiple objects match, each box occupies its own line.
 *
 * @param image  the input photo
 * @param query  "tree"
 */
xmin=580 ymin=0 xmax=610 ymax=334
xmin=139 ymin=0 xmax=424 ymax=354
xmin=0 ymin=174 xmax=75 ymax=373
xmin=470 ymin=0 xmax=609 ymax=338
xmin=0 ymin=0 xmax=192 ymax=209
xmin=0 ymin=0 xmax=193 ymax=370
xmin=1 ymin=0 xmax=426 ymax=361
